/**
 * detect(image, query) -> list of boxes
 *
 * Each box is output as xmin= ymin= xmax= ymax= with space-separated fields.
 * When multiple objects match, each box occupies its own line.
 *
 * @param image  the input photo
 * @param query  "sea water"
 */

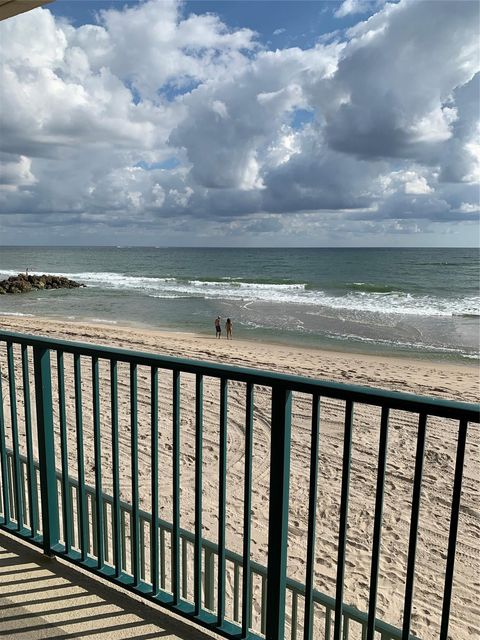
xmin=0 ymin=247 xmax=478 ymax=361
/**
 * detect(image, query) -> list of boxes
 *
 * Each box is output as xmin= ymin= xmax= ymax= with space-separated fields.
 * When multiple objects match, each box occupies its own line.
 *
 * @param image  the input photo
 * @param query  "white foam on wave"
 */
xmin=305 ymin=292 xmax=480 ymax=317
xmin=0 ymin=311 xmax=34 ymax=317
xmin=62 ymin=271 xmax=178 ymax=290
xmin=2 ymin=269 xmax=478 ymax=318
xmin=70 ymin=272 xmax=480 ymax=317
xmin=328 ymin=332 xmax=479 ymax=358
xmin=89 ymin=318 xmax=118 ymax=324
xmin=150 ymin=294 xmax=195 ymax=299
xmin=187 ymin=279 xmax=305 ymax=290
xmin=58 ymin=270 xmax=309 ymax=299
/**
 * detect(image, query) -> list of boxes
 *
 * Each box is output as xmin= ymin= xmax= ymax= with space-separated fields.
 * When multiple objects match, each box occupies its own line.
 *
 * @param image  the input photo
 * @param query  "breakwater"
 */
xmin=0 ymin=273 xmax=84 ymax=294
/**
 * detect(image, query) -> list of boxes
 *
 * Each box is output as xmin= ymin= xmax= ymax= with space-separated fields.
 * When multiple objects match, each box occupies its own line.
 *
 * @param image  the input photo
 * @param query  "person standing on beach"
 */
xmin=215 ymin=316 xmax=222 ymax=338
xmin=225 ymin=318 xmax=233 ymax=340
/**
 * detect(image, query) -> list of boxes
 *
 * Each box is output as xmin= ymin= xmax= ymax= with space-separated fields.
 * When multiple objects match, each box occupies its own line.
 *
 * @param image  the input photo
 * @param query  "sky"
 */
xmin=0 ymin=0 xmax=479 ymax=247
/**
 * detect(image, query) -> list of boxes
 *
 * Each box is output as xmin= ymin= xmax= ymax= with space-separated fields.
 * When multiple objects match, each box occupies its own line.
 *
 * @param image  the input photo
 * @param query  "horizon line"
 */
xmin=0 ymin=245 xmax=478 ymax=250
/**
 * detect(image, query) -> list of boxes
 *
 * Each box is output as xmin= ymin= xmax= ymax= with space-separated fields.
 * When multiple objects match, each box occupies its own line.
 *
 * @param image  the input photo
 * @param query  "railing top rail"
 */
xmin=1 ymin=330 xmax=478 ymax=422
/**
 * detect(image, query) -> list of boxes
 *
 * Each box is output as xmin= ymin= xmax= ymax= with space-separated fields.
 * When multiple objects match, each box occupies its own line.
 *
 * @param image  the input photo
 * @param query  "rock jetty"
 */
xmin=0 ymin=273 xmax=85 ymax=295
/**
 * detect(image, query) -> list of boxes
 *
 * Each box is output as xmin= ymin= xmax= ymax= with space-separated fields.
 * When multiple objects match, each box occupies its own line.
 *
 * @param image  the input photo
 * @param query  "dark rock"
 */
xmin=0 ymin=273 xmax=85 ymax=295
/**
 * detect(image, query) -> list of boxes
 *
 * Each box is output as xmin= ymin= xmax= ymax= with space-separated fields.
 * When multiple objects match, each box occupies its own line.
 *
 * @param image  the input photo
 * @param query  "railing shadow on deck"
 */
xmin=0 ymin=529 xmax=217 ymax=640
xmin=0 ymin=330 xmax=479 ymax=640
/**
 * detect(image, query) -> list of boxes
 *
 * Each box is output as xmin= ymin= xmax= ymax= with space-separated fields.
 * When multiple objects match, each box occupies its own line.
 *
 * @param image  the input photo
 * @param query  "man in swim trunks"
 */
xmin=215 ymin=316 xmax=221 ymax=338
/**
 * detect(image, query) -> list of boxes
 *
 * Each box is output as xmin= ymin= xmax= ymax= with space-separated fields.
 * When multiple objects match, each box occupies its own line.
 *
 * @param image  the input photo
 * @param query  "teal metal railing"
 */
xmin=0 ymin=330 xmax=478 ymax=640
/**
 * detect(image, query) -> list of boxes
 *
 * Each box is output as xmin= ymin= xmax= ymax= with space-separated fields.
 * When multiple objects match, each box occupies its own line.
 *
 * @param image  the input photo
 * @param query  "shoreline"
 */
xmin=0 ymin=313 xmax=478 ymax=403
xmin=2 ymin=308 xmax=479 ymax=365
xmin=2 ymin=308 xmax=480 ymax=360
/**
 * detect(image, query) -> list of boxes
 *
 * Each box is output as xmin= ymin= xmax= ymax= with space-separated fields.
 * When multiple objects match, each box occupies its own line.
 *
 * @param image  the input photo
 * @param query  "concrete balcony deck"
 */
xmin=0 ymin=531 xmax=216 ymax=640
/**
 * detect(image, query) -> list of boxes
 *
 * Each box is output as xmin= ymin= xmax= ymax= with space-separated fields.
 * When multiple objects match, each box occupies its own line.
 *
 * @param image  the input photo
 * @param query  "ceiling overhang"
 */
xmin=0 ymin=0 xmax=53 ymax=21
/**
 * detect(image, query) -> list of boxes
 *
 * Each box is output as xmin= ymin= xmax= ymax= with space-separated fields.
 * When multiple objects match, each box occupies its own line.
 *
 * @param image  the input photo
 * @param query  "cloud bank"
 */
xmin=0 ymin=0 xmax=479 ymax=245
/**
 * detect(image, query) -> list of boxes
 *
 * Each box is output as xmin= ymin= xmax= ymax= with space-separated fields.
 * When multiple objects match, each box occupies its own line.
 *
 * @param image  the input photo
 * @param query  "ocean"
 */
xmin=0 ymin=247 xmax=478 ymax=361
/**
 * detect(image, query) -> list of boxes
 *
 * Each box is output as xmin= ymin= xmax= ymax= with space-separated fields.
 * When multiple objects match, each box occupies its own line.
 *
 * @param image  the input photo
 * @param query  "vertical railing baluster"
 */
xmin=111 ymin=360 xmax=121 ymax=577
xmin=35 ymin=458 xmax=41 ymax=527
xmin=57 ymin=351 xmax=72 ymax=553
xmin=69 ymin=484 xmax=76 ymax=548
xmin=440 ymin=419 xmax=468 ymax=640
xmin=367 ymin=406 xmax=389 ymax=640
xmin=266 ymin=385 xmax=292 ymax=640
xmin=22 ymin=345 xmax=38 ymax=538
xmin=151 ymin=367 xmax=159 ymax=596
xmin=172 ymin=370 xmax=181 ymax=604
xmin=343 ymin=615 xmax=350 ymax=639
xmin=181 ymin=537 xmax=188 ymax=599
xmin=242 ymin=382 xmax=254 ymax=638
xmin=170 ymin=529 xmax=174 ymax=593
xmin=7 ymin=343 xmax=23 ymax=530
xmin=140 ymin=517 xmax=146 ymax=581
xmin=130 ymin=513 xmax=135 ymax=576
xmin=325 ymin=607 xmax=332 ymax=640
xmin=91 ymin=494 xmax=97 ymax=556
xmin=249 ymin=571 xmax=254 ymax=630
xmin=205 ymin=547 xmax=215 ymax=611
xmin=92 ymin=356 xmax=104 ymax=569
xmin=261 ymin=573 xmax=267 ymax=635
xmin=402 ymin=413 xmax=427 ymax=640
xmin=75 ymin=486 xmax=81 ymax=549
xmin=7 ymin=455 xmax=14 ymax=522
xmin=103 ymin=500 xmax=109 ymax=564
xmin=217 ymin=377 xmax=228 ymax=625
xmin=74 ymin=354 xmax=88 ymax=561
xmin=160 ymin=527 xmax=166 ymax=590
xmin=130 ymin=363 xmax=140 ymax=586
xmin=291 ymin=590 xmax=298 ymax=640
xmin=304 ymin=394 xmax=320 ymax=640
xmin=233 ymin=561 xmax=240 ymax=623
xmin=0 ymin=352 xmax=11 ymax=526
xmin=21 ymin=462 xmax=28 ymax=525
xmin=333 ymin=400 xmax=354 ymax=640
xmin=121 ymin=508 xmax=127 ymax=572
xmin=361 ymin=621 xmax=367 ymax=640
xmin=194 ymin=373 xmax=203 ymax=615
xmin=33 ymin=346 xmax=59 ymax=555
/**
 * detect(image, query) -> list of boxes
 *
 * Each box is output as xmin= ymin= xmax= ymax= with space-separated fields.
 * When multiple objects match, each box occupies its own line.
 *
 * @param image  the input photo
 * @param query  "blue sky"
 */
xmin=1 ymin=0 xmax=479 ymax=246
xmin=50 ymin=0 xmax=365 ymax=47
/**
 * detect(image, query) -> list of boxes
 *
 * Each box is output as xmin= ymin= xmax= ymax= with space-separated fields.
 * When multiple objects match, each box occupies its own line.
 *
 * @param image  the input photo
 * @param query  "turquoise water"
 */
xmin=0 ymin=247 xmax=478 ymax=361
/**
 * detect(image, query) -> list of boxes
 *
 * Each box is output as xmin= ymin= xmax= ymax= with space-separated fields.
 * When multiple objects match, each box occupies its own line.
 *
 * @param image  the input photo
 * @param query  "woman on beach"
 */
xmin=225 ymin=318 xmax=233 ymax=340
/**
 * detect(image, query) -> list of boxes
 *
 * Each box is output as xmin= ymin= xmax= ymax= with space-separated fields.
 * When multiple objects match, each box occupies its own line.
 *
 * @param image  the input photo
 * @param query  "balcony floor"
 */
xmin=0 ymin=531 xmax=216 ymax=640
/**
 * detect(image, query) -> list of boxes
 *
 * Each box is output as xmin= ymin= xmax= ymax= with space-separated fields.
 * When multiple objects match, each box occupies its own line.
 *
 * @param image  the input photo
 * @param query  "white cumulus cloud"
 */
xmin=0 ymin=0 xmax=478 ymax=245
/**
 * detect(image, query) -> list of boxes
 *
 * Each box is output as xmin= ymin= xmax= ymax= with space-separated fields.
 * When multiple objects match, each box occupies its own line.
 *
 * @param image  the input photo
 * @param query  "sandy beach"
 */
xmin=1 ymin=314 xmax=478 ymax=399
xmin=0 ymin=315 xmax=478 ymax=639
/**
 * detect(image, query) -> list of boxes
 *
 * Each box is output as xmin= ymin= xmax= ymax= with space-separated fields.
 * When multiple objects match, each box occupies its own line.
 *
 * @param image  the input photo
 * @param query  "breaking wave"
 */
xmin=1 ymin=269 xmax=478 ymax=318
